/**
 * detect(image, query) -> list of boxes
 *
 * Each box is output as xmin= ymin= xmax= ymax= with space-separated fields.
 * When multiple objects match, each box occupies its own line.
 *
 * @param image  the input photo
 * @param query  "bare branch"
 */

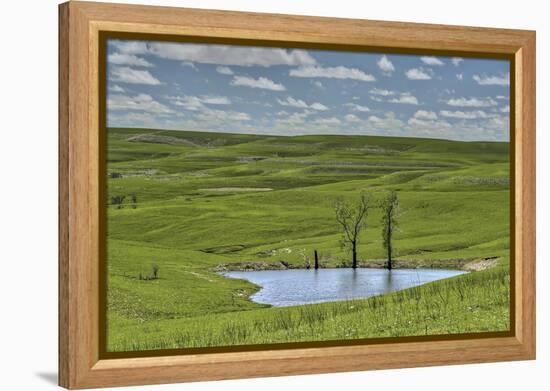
xmin=333 ymin=192 xmax=371 ymax=268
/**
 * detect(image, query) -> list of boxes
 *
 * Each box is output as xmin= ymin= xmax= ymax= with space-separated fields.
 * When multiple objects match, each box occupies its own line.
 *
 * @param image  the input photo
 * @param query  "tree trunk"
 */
xmin=314 ymin=250 xmax=319 ymax=270
xmin=352 ymin=241 xmax=357 ymax=269
xmin=387 ymin=217 xmax=392 ymax=270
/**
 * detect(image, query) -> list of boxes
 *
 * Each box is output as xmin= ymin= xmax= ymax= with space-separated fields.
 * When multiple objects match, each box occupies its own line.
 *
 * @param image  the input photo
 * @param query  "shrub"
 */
xmin=152 ymin=264 xmax=159 ymax=279
xmin=111 ymin=195 xmax=126 ymax=209
xmin=131 ymin=194 xmax=138 ymax=209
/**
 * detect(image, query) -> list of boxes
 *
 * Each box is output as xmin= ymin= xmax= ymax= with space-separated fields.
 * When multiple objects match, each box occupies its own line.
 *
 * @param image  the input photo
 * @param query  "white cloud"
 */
xmin=369 ymin=88 xmax=395 ymax=96
xmin=108 ymin=93 xmax=172 ymax=113
xmin=108 ymin=53 xmax=153 ymax=67
xmin=315 ymin=117 xmax=341 ymax=125
xmin=276 ymin=110 xmax=313 ymax=125
xmin=277 ymin=96 xmax=328 ymax=111
xmin=196 ymin=108 xmax=251 ymax=122
xmin=231 ymin=76 xmax=286 ymax=91
xmin=377 ymin=55 xmax=395 ymax=74
xmin=107 ymin=40 xmax=509 ymax=141
xmin=452 ymin=57 xmax=464 ymax=66
xmin=406 ymin=116 xmax=507 ymax=141
xmin=181 ymin=62 xmax=198 ymax=70
xmin=109 ymin=85 xmax=125 ymax=93
xmin=367 ymin=112 xmax=404 ymax=129
xmin=366 ymin=89 xmax=418 ymax=105
xmin=109 ymin=66 xmax=161 ymax=85
xmin=421 ymin=56 xmax=445 ymax=66
xmin=486 ymin=116 xmax=508 ymax=129
xmin=345 ymin=114 xmax=360 ymax=122
xmin=413 ymin=110 xmax=438 ymax=120
xmin=388 ymin=92 xmax=419 ymax=105
xmin=169 ymin=96 xmax=202 ymax=111
xmin=368 ymin=115 xmax=385 ymax=123
xmin=405 ymin=68 xmax=432 ymax=80
xmin=147 ymin=42 xmax=316 ymax=67
xmin=473 ymin=73 xmax=510 ymax=86
xmin=446 ymin=97 xmax=498 ymax=107
xmin=290 ymin=66 xmax=376 ymax=81
xmin=310 ymin=102 xmax=329 ymax=111
xmin=270 ymin=109 xmax=508 ymax=140
xmin=216 ymin=66 xmax=234 ymax=75
xmin=407 ymin=117 xmax=452 ymax=133
xmin=440 ymin=110 xmax=491 ymax=119
xmin=201 ymin=96 xmax=231 ymax=105
xmin=344 ymin=103 xmax=370 ymax=112
xmin=162 ymin=96 xmax=251 ymax=126
xmin=108 ymin=112 xmax=161 ymax=128
xmin=168 ymin=95 xmax=231 ymax=111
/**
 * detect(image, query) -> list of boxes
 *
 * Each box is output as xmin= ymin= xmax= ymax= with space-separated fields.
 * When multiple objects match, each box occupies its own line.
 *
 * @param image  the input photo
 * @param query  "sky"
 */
xmin=106 ymin=39 xmax=510 ymax=142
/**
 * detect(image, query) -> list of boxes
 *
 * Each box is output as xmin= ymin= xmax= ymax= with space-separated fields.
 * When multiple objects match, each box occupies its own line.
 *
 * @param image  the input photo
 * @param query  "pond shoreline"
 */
xmin=221 ymin=268 xmax=469 ymax=307
xmin=211 ymin=256 xmax=500 ymax=273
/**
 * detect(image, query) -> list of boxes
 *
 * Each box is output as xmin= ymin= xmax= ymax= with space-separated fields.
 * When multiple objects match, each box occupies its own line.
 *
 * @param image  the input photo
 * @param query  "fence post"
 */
xmin=314 ymin=250 xmax=319 ymax=269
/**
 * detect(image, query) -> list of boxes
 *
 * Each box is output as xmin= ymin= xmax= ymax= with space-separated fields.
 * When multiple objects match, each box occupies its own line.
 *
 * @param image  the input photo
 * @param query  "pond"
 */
xmin=222 ymin=268 xmax=467 ymax=307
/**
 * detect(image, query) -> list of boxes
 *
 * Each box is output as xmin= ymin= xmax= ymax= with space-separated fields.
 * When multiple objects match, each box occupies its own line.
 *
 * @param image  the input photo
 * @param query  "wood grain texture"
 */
xmin=515 ymin=35 xmax=536 ymax=354
xmin=58 ymin=1 xmax=536 ymax=389
xmin=58 ymin=3 xmax=70 ymax=387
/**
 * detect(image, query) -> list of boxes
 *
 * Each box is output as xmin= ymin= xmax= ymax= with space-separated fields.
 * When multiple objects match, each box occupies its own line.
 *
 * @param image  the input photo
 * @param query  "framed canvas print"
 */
xmin=58 ymin=1 xmax=536 ymax=389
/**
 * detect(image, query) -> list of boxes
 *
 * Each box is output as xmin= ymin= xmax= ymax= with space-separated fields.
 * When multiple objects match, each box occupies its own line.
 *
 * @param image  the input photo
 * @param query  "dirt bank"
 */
xmin=212 ymin=256 xmax=501 ymax=272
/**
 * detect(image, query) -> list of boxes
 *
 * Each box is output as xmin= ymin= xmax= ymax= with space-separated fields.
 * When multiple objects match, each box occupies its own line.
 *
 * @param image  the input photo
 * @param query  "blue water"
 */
xmin=222 ymin=268 xmax=466 ymax=307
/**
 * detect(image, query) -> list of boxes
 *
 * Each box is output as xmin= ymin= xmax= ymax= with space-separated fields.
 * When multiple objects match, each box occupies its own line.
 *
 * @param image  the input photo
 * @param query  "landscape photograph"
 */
xmin=104 ymin=39 xmax=511 ymax=352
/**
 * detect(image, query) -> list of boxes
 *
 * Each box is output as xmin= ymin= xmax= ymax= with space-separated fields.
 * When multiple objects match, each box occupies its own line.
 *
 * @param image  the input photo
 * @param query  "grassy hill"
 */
xmin=105 ymin=128 xmax=511 ymax=352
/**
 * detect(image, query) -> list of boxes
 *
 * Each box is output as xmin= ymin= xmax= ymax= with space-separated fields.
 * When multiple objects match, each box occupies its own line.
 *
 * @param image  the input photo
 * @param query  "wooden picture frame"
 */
xmin=59 ymin=1 xmax=536 ymax=389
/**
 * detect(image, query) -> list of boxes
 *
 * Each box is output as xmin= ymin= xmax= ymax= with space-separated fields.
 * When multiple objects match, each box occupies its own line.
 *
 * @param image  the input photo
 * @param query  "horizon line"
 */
xmin=107 ymin=126 xmax=510 ymax=144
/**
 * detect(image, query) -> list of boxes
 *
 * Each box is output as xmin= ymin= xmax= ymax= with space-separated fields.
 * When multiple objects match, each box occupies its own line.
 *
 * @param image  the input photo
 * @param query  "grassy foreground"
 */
xmin=108 ymin=267 xmax=509 ymax=351
xmin=106 ymin=128 xmax=511 ymax=352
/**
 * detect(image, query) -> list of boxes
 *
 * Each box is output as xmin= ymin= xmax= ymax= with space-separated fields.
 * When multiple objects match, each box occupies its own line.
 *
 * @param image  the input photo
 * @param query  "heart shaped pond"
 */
xmin=221 ymin=268 xmax=467 ymax=307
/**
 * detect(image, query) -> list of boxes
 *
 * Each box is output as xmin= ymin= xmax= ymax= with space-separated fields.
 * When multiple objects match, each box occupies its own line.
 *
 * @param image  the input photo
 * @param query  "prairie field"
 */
xmin=105 ymin=127 xmax=510 ymax=352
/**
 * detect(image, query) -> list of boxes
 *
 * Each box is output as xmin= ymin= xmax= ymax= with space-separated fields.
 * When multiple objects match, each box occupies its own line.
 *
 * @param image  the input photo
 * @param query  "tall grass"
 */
xmin=108 ymin=267 xmax=509 ymax=351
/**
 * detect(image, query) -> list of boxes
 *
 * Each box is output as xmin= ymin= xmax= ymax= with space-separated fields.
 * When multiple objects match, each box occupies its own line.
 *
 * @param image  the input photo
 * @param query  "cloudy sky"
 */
xmin=106 ymin=39 xmax=510 ymax=142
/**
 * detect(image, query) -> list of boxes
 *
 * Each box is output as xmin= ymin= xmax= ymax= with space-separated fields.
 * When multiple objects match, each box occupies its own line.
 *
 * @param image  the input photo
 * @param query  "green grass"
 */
xmin=107 ymin=267 xmax=509 ymax=351
xmin=106 ymin=128 xmax=511 ymax=352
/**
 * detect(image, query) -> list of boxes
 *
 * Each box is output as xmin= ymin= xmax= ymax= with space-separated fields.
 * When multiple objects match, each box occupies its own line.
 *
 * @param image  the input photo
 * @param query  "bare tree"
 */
xmin=380 ymin=190 xmax=399 ymax=270
xmin=334 ymin=192 xmax=371 ymax=269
